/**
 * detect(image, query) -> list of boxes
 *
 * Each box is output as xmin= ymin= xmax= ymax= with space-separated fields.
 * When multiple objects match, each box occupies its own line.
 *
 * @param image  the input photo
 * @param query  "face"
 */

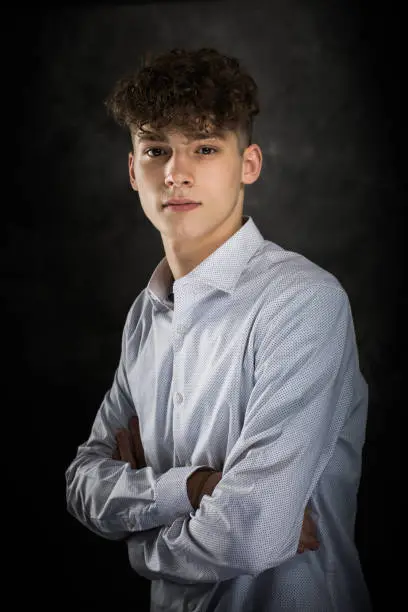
xmin=128 ymin=125 xmax=262 ymax=249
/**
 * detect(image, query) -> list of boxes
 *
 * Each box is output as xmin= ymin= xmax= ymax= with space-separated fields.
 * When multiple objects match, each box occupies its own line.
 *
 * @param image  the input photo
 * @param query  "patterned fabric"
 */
xmin=66 ymin=215 xmax=371 ymax=611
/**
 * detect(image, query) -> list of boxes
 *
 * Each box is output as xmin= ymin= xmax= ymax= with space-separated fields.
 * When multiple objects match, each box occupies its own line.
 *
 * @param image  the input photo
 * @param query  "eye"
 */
xmin=197 ymin=146 xmax=218 ymax=155
xmin=144 ymin=146 xmax=218 ymax=158
xmin=145 ymin=148 xmax=165 ymax=158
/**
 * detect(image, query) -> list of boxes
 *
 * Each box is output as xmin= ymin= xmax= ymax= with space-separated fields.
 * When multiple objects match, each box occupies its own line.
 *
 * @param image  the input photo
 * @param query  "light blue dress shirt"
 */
xmin=66 ymin=215 xmax=371 ymax=611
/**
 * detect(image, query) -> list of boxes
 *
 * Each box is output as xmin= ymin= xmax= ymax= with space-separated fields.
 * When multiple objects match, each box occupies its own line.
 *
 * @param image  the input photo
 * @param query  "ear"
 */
xmin=128 ymin=151 xmax=138 ymax=191
xmin=241 ymin=144 xmax=263 ymax=186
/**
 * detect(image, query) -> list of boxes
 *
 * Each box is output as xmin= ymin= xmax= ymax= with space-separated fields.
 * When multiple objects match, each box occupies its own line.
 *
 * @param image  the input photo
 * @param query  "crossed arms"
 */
xmin=114 ymin=415 xmax=319 ymax=555
xmin=66 ymin=284 xmax=352 ymax=582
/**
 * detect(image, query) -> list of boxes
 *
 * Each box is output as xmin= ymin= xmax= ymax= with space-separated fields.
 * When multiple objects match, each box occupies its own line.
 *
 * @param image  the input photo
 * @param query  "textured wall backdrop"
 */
xmin=6 ymin=1 xmax=404 ymax=609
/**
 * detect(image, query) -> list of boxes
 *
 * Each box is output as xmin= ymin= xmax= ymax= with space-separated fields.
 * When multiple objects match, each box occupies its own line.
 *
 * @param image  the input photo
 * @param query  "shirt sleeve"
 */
xmin=65 ymin=308 xmax=207 ymax=541
xmin=125 ymin=283 xmax=362 ymax=583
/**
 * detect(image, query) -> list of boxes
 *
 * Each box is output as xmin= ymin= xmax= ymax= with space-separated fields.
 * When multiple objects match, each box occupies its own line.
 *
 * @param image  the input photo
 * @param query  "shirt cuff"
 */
xmin=155 ymin=465 xmax=211 ymax=523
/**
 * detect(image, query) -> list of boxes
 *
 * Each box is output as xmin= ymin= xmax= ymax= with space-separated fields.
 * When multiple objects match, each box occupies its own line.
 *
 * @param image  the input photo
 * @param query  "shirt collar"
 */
xmin=146 ymin=215 xmax=265 ymax=307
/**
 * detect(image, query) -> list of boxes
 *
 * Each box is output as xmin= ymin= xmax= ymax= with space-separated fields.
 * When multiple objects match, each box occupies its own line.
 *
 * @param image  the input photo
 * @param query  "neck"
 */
xmin=163 ymin=215 xmax=246 ymax=281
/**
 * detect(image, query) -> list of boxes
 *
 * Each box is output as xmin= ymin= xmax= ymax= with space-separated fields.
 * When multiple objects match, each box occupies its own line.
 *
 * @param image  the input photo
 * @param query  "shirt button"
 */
xmin=174 ymin=392 xmax=183 ymax=404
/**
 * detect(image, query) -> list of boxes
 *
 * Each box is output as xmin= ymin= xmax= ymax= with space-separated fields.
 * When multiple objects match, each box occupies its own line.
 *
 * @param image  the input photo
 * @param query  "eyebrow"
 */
xmin=136 ymin=130 xmax=227 ymax=143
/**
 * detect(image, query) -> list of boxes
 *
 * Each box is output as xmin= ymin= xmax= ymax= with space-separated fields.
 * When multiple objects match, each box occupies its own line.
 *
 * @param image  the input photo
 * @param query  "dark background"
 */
xmin=5 ymin=0 xmax=405 ymax=609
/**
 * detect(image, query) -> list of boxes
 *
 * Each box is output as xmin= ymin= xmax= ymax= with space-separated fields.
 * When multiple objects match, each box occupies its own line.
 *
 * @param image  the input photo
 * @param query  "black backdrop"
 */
xmin=5 ymin=1 xmax=405 ymax=609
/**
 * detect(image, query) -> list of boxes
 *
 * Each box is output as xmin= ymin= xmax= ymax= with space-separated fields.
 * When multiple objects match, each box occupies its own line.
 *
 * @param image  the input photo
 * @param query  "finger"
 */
xmin=299 ymin=534 xmax=320 ymax=550
xmin=302 ymin=506 xmax=317 ymax=532
xmin=299 ymin=514 xmax=320 ymax=551
xmin=298 ymin=528 xmax=320 ymax=549
xmin=116 ymin=429 xmax=137 ymax=469
xmin=303 ymin=513 xmax=318 ymax=539
xmin=129 ymin=416 xmax=146 ymax=468
xmin=112 ymin=445 xmax=120 ymax=460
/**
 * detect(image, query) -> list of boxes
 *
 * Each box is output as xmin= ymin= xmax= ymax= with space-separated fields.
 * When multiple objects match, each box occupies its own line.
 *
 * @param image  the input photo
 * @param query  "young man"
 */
xmin=65 ymin=48 xmax=371 ymax=611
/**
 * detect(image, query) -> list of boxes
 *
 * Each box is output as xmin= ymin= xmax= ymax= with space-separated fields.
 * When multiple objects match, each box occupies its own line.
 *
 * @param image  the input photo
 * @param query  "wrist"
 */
xmin=187 ymin=468 xmax=218 ymax=510
xmin=197 ymin=471 xmax=222 ymax=505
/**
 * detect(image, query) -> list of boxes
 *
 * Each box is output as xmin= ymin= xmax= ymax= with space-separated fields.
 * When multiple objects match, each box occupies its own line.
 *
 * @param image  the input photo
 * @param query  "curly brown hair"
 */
xmin=105 ymin=47 xmax=260 ymax=155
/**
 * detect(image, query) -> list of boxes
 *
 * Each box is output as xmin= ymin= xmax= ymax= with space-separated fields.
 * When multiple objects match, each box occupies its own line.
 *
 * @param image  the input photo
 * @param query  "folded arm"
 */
xmin=65 ymin=313 xmax=211 ymax=541
xmin=126 ymin=284 xmax=358 ymax=583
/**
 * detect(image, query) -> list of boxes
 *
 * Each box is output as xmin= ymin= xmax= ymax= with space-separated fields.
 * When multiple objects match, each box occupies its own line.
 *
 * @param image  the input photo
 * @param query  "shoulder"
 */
xmin=122 ymin=289 xmax=151 ymax=336
xmin=248 ymin=241 xmax=351 ymax=340
xmin=250 ymin=238 xmax=345 ymax=295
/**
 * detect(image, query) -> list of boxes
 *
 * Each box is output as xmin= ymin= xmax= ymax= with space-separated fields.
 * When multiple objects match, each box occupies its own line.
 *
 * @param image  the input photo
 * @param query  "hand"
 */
xmin=297 ymin=504 xmax=319 ymax=554
xmin=187 ymin=468 xmax=222 ymax=510
xmin=112 ymin=415 xmax=146 ymax=469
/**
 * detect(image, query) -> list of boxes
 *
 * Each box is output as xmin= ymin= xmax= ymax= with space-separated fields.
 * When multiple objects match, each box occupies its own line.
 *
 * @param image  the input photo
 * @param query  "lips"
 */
xmin=164 ymin=198 xmax=200 ymax=207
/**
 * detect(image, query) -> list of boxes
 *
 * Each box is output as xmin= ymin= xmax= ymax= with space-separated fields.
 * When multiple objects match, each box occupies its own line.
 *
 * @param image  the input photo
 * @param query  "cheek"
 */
xmin=132 ymin=161 xmax=144 ymax=183
xmin=206 ymin=162 xmax=236 ymax=185
xmin=215 ymin=164 xmax=241 ymax=192
xmin=133 ymin=166 xmax=156 ymax=192
xmin=140 ymin=164 xmax=163 ymax=185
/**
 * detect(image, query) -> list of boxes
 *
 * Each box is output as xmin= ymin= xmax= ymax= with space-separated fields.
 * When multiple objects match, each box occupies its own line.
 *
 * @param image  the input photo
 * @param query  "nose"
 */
xmin=164 ymin=174 xmax=193 ymax=188
xmin=164 ymin=157 xmax=194 ymax=188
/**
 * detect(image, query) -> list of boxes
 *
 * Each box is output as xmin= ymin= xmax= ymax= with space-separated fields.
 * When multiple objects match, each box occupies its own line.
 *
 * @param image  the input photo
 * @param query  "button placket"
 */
xmin=172 ymin=314 xmax=187 ymax=462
